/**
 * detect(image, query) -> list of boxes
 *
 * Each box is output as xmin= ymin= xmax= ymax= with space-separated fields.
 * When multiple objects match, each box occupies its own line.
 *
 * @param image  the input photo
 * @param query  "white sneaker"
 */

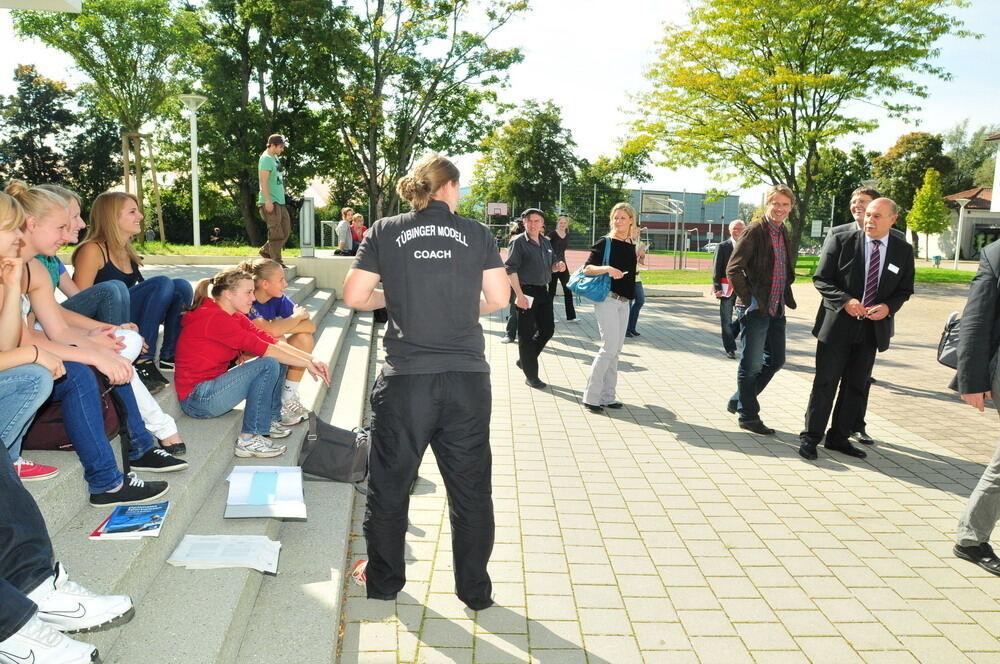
xmin=566 ymin=318 xmax=580 ymax=323
xmin=235 ymin=435 xmax=286 ymax=458
xmin=268 ymin=422 xmax=293 ymax=439
xmin=279 ymin=399 xmax=310 ymax=426
xmin=0 ymin=615 xmax=98 ymax=664
xmin=27 ymin=563 xmax=134 ymax=634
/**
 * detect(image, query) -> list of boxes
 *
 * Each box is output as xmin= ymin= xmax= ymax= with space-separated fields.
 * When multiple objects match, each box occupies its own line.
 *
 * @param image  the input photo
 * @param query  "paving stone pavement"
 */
xmin=339 ymin=281 xmax=1000 ymax=664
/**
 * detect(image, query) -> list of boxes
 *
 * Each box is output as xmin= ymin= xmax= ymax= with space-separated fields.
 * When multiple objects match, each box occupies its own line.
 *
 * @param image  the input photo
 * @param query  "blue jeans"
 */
xmin=0 ymin=446 xmax=55 ymax=640
xmin=179 ymin=358 xmax=286 ymax=436
xmin=730 ymin=310 xmax=786 ymax=422
xmin=128 ymin=276 xmax=193 ymax=361
xmin=60 ymin=280 xmax=130 ymax=326
xmin=0 ymin=364 xmax=54 ymax=462
xmin=626 ymin=281 xmax=645 ymax=335
xmin=53 ymin=362 xmax=154 ymax=493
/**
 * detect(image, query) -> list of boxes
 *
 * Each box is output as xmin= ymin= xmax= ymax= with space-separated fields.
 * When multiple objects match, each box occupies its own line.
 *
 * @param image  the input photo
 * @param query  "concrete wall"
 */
xmin=140 ymin=255 xmax=356 ymax=297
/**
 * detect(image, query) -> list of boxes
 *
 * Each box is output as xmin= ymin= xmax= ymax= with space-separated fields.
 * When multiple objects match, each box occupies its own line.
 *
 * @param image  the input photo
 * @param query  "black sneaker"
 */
xmin=130 ymin=448 xmax=188 ymax=473
xmin=135 ymin=362 xmax=168 ymax=394
xmin=158 ymin=356 xmax=175 ymax=371
xmin=89 ymin=473 xmax=168 ymax=507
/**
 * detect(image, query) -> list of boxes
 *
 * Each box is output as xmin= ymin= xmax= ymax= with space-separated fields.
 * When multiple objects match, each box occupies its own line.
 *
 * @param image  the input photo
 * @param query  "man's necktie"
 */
xmin=862 ymin=239 xmax=881 ymax=307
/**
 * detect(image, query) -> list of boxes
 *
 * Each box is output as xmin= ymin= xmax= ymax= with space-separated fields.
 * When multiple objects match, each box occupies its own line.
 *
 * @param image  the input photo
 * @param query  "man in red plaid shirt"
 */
xmin=725 ymin=185 xmax=798 ymax=435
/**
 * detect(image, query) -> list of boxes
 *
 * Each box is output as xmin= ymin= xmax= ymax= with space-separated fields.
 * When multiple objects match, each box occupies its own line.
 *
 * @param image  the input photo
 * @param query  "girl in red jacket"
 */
xmin=174 ymin=267 xmax=330 ymax=458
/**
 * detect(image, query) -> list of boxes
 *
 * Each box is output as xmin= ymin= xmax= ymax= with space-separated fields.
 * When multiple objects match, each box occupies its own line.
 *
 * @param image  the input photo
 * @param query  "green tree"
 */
xmin=319 ymin=0 xmax=526 ymax=220
xmin=808 ymin=145 xmax=879 ymax=227
xmin=0 ymin=65 xmax=74 ymax=185
xmin=167 ymin=0 xmax=352 ymax=244
xmin=632 ymin=0 xmax=972 ymax=263
xmin=872 ymin=131 xmax=953 ymax=253
xmin=907 ymin=167 xmax=951 ymax=259
xmin=470 ymin=100 xmax=580 ymax=215
xmin=941 ymin=120 xmax=1000 ymax=194
xmin=63 ymin=95 xmax=123 ymax=209
xmin=14 ymin=0 xmax=199 ymax=239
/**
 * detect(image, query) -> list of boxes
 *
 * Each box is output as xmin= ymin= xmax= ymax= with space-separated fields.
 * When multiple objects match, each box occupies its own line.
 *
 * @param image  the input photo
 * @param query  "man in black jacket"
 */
xmin=953 ymin=239 xmax=1000 ymax=577
xmin=712 ymin=220 xmax=745 ymax=358
xmin=798 ymin=198 xmax=914 ymax=461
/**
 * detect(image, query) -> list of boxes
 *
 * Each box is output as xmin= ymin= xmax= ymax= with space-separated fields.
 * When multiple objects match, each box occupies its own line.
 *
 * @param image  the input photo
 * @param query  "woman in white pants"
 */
xmin=582 ymin=203 xmax=638 ymax=413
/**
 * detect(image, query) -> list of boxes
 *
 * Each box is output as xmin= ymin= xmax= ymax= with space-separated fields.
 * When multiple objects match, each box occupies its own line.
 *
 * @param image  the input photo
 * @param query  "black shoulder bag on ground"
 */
xmin=299 ymin=413 xmax=370 ymax=486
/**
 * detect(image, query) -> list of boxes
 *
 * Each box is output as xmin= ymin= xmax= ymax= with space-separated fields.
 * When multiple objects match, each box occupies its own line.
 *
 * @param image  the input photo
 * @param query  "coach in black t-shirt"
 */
xmin=342 ymin=154 xmax=509 ymax=611
xmin=505 ymin=208 xmax=565 ymax=388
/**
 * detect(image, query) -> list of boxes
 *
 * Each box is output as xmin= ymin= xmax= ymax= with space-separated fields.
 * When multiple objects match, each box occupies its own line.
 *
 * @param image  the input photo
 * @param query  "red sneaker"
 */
xmin=14 ymin=458 xmax=59 ymax=482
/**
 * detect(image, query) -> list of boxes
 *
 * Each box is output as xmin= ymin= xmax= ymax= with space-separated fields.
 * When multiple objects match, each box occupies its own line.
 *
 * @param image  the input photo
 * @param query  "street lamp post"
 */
xmin=178 ymin=94 xmax=208 ymax=246
xmin=953 ymin=198 xmax=972 ymax=270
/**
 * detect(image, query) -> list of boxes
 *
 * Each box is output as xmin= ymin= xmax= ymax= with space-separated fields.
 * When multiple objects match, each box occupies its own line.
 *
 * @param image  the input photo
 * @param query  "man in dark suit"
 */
xmin=799 ymin=198 xmax=914 ymax=460
xmin=712 ymin=220 xmax=746 ymax=358
xmin=827 ymin=186 xmax=899 ymax=446
xmin=953 ymin=239 xmax=1000 ymax=576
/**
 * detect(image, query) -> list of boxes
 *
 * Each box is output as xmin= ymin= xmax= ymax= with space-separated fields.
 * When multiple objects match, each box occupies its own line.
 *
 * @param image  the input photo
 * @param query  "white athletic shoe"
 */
xmin=268 ymin=422 xmax=293 ymax=439
xmin=0 ymin=615 xmax=99 ymax=664
xmin=279 ymin=399 xmax=310 ymax=426
xmin=234 ymin=435 xmax=286 ymax=458
xmin=27 ymin=563 xmax=134 ymax=634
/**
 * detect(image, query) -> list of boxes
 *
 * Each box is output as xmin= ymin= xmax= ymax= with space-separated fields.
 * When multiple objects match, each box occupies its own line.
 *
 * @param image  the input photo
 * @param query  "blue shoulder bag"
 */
xmin=567 ymin=238 xmax=613 ymax=302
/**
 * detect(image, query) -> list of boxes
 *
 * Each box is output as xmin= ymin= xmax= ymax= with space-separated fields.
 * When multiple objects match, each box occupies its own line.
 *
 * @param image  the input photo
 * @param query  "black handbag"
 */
xmin=298 ymin=413 xmax=370 ymax=484
xmin=937 ymin=311 xmax=961 ymax=369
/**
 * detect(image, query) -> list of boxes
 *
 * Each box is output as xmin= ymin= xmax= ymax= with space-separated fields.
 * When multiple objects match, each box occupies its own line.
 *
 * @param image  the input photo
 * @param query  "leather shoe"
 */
xmin=739 ymin=420 xmax=775 ymax=435
xmin=525 ymin=378 xmax=547 ymax=389
xmin=825 ymin=441 xmax=867 ymax=459
xmin=852 ymin=430 xmax=875 ymax=445
xmin=798 ymin=442 xmax=818 ymax=460
xmin=603 ymin=402 xmax=624 ymax=409
xmin=954 ymin=542 xmax=1000 ymax=577
xmin=583 ymin=403 xmax=604 ymax=413
xmin=726 ymin=350 xmax=736 ymax=359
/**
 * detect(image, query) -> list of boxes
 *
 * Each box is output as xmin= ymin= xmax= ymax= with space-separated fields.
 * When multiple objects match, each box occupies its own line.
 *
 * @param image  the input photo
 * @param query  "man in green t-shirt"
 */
xmin=257 ymin=133 xmax=290 ymax=263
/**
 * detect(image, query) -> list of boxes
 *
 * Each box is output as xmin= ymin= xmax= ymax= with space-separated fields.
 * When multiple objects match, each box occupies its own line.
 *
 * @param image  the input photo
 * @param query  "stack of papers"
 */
xmin=168 ymin=535 xmax=281 ymax=574
xmin=225 ymin=466 xmax=306 ymax=519
xmin=90 ymin=502 xmax=169 ymax=540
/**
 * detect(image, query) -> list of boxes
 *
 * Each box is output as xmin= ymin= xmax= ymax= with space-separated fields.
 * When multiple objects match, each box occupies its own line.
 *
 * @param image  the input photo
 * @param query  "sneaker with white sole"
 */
xmin=88 ymin=473 xmax=169 ymax=508
xmin=129 ymin=448 xmax=188 ymax=473
xmin=28 ymin=562 xmax=134 ymax=634
xmin=0 ymin=615 xmax=99 ymax=664
xmin=234 ymin=435 xmax=286 ymax=458
xmin=268 ymin=422 xmax=293 ymax=439
xmin=14 ymin=457 xmax=59 ymax=482
xmin=279 ymin=400 xmax=310 ymax=426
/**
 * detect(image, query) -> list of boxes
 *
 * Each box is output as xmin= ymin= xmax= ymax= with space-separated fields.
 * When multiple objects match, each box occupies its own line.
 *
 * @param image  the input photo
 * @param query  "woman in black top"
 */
xmin=581 ymin=202 xmax=638 ymax=413
xmin=547 ymin=215 xmax=577 ymax=322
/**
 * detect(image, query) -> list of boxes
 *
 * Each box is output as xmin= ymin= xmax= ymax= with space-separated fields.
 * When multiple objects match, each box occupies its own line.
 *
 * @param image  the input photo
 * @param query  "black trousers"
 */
xmin=802 ymin=320 xmax=878 ymax=445
xmin=364 ymin=371 xmax=494 ymax=610
xmin=549 ymin=269 xmax=576 ymax=321
xmin=0 ymin=444 xmax=55 ymax=640
xmin=517 ymin=284 xmax=554 ymax=381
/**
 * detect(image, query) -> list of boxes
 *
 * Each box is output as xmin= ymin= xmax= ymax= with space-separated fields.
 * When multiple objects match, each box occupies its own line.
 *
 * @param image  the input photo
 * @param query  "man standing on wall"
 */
xmin=713 ymin=220 xmax=746 ymax=359
xmin=258 ymin=134 xmax=290 ymax=265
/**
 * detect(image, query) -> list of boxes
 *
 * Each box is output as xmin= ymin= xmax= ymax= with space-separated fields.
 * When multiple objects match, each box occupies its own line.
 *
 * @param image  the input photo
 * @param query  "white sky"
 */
xmin=2 ymin=0 xmax=998 ymax=202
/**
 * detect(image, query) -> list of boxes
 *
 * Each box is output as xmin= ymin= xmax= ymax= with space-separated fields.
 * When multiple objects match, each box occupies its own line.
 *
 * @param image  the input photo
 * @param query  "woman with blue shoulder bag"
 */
xmin=581 ymin=203 xmax=637 ymax=413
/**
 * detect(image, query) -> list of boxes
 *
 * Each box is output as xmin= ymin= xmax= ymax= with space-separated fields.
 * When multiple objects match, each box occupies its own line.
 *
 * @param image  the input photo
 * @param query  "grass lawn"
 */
xmin=57 ymin=242 xmax=302 ymax=257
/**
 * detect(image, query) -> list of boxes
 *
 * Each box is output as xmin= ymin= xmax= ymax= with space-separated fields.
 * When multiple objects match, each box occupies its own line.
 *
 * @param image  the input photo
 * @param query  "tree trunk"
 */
xmin=910 ymin=229 xmax=920 ymax=258
xmin=238 ymin=177 xmax=261 ymax=246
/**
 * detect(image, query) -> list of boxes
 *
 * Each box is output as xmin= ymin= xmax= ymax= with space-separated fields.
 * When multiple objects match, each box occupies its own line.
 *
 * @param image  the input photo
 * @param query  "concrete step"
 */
xmin=26 ymin=271 xmax=334 ymax=535
xmin=99 ymin=311 xmax=372 ymax=664
xmin=236 ymin=314 xmax=374 ymax=664
xmin=27 ymin=302 xmax=357 ymax=658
